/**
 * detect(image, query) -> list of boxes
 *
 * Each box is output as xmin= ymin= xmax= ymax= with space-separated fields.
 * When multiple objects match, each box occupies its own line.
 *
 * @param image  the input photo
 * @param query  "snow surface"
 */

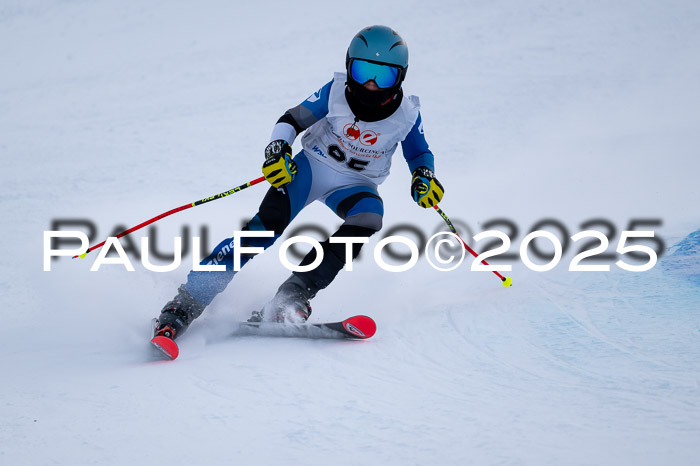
xmin=1 ymin=0 xmax=700 ymax=464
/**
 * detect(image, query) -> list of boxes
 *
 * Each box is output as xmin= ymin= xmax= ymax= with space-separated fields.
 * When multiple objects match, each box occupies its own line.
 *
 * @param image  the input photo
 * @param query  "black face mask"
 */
xmin=345 ymin=81 xmax=403 ymax=122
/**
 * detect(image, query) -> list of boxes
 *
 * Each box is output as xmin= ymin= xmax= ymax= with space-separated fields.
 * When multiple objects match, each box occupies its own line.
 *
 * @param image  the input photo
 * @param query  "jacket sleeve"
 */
xmin=270 ymin=79 xmax=333 ymax=143
xmin=401 ymin=112 xmax=435 ymax=173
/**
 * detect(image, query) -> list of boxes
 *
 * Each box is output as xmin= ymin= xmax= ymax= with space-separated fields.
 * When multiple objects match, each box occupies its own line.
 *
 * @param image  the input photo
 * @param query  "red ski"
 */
xmin=237 ymin=315 xmax=376 ymax=340
xmin=150 ymin=318 xmax=180 ymax=360
xmin=151 ymin=335 xmax=179 ymax=360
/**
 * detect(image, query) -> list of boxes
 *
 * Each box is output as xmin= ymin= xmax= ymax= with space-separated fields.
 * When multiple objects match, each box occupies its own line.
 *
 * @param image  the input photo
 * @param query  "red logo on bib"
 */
xmin=359 ymin=130 xmax=378 ymax=146
xmin=343 ymin=123 xmax=378 ymax=146
xmin=344 ymin=123 xmax=361 ymax=140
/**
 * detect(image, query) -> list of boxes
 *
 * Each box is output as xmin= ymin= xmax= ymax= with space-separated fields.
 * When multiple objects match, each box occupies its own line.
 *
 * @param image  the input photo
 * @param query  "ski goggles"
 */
xmin=350 ymin=59 xmax=400 ymax=89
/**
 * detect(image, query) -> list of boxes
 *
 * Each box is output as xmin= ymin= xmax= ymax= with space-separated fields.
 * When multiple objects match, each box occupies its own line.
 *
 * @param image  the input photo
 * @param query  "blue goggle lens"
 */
xmin=350 ymin=60 xmax=400 ymax=89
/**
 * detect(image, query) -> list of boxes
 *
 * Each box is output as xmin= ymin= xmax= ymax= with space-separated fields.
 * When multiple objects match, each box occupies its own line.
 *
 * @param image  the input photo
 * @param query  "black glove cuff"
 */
xmin=412 ymin=166 xmax=435 ymax=179
xmin=265 ymin=140 xmax=291 ymax=159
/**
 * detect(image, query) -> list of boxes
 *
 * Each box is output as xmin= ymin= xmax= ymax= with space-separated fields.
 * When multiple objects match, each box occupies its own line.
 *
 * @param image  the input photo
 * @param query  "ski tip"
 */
xmin=151 ymin=335 xmax=179 ymax=360
xmin=342 ymin=315 xmax=377 ymax=339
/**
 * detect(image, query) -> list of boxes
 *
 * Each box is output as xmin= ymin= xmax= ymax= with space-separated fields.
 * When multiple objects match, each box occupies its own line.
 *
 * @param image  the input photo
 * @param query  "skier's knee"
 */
xmin=335 ymin=190 xmax=383 ymax=232
xmin=342 ymin=212 xmax=383 ymax=233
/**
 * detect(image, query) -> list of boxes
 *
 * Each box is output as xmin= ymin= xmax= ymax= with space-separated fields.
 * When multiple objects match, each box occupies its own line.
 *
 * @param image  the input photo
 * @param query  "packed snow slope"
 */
xmin=1 ymin=1 xmax=699 ymax=465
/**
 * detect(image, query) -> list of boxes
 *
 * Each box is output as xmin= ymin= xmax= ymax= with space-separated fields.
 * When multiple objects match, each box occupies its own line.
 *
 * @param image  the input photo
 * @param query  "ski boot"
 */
xmin=248 ymin=276 xmax=314 ymax=323
xmin=152 ymin=285 xmax=205 ymax=359
xmin=153 ymin=285 xmax=206 ymax=339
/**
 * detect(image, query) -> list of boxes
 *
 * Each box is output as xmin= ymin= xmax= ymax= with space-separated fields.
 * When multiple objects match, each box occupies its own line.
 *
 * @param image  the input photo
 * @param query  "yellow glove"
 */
xmin=262 ymin=140 xmax=297 ymax=188
xmin=411 ymin=167 xmax=444 ymax=208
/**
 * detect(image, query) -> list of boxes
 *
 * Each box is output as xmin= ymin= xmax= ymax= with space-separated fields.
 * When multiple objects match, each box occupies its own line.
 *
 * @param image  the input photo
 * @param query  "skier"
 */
xmin=153 ymin=25 xmax=444 ymax=341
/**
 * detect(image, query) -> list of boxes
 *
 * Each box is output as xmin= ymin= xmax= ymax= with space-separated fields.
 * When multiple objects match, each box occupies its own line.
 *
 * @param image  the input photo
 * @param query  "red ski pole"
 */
xmin=432 ymin=205 xmax=513 ymax=287
xmin=73 ymin=176 xmax=266 ymax=259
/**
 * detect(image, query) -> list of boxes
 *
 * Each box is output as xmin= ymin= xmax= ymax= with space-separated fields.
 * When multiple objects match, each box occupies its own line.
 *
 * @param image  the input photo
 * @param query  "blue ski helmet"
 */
xmin=346 ymin=25 xmax=408 ymax=91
